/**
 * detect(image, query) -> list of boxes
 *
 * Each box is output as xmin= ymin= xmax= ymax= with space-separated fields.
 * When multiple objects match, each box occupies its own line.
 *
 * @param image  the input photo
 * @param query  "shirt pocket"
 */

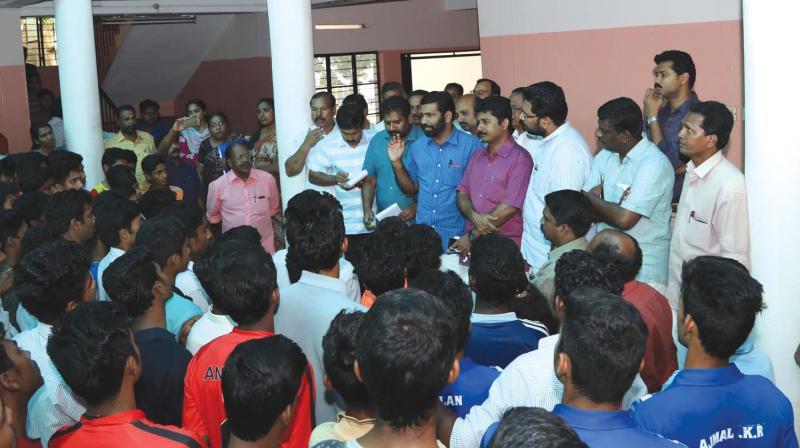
xmin=443 ymin=163 xmax=467 ymax=188
xmin=251 ymin=188 xmax=273 ymax=217
xmin=484 ymin=172 xmax=506 ymax=204
xmin=684 ymin=207 xmax=712 ymax=249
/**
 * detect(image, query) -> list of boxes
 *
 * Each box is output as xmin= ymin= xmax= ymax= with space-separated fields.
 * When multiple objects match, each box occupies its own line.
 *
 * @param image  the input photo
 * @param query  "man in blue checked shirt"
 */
xmin=388 ymin=91 xmax=482 ymax=250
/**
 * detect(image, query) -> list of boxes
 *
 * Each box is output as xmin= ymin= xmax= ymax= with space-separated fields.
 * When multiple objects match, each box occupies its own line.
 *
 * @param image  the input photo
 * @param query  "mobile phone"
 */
xmin=182 ymin=115 xmax=200 ymax=129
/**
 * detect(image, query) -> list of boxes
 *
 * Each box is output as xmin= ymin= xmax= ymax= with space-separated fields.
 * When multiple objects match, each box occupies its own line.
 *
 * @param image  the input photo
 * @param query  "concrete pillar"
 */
xmin=743 ymin=0 xmax=800 ymax=419
xmin=54 ymin=0 xmax=104 ymax=187
xmin=267 ymin=0 xmax=315 ymax=210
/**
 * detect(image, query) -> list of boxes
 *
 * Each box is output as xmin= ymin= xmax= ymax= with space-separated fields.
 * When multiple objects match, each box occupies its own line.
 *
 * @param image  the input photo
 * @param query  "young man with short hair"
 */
xmin=143 ymin=154 xmax=185 ymax=201
xmin=106 ymin=164 xmax=141 ymax=202
xmin=48 ymin=151 xmax=85 ymax=192
xmin=94 ymin=192 xmax=143 ymax=301
xmin=44 ymin=189 xmax=95 ymax=244
xmin=162 ymin=202 xmax=213 ymax=311
xmin=139 ymin=188 xmax=176 ymax=219
xmin=137 ymin=99 xmax=170 ymax=145
xmin=633 ymin=257 xmax=798 ymax=447
xmin=403 ymin=224 xmax=442 ymax=282
xmin=104 ymin=246 xmax=192 ymax=427
xmin=47 ymin=301 xmax=205 ymax=447
xmin=91 ymin=148 xmax=137 ymax=198
xmin=356 ymin=232 xmax=406 ymax=308
xmin=0 ymin=322 xmax=42 ymax=448
xmin=488 ymin=407 xmax=585 ymax=448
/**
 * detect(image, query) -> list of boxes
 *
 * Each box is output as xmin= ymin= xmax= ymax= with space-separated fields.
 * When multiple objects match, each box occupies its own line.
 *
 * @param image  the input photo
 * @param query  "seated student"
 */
xmin=0 ymin=322 xmax=43 ymax=448
xmin=48 ymin=151 xmax=85 ymax=192
xmin=0 ymin=183 xmax=19 ymax=211
xmin=139 ymin=188 xmax=177 ymax=220
xmin=308 ymin=311 xmax=373 ymax=446
xmin=44 ymin=189 xmax=95 ymax=245
xmin=465 ymin=234 xmax=548 ymax=368
xmin=133 ymin=215 xmax=202 ymax=343
xmin=46 ymin=302 xmax=206 ymax=447
xmin=183 ymin=242 xmax=314 ymax=448
xmin=106 ymin=164 xmax=141 ymax=202
xmin=104 ymin=246 xmax=192 ymax=427
xmin=633 ymin=256 xmax=798 ymax=447
xmin=411 ymin=269 xmax=501 ymax=418
xmin=403 ymin=224 xmax=442 ymax=282
xmin=142 ymin=154 xmax=185 ymax=201
xmin=222 ymin=336 xmax=309 ymax=448
xmin=90 ymin=147 xmax=137 ymax=198
xmin=185 ymin=240 xmax=251 ymax=355
xmin=356 ymin=232 xmax=406 ymax=308
xmin=438 ymin=250 xmax=648 ymax=448
xmin=94 ymin=193 xmax=143 ymax=301
xmin=273 ymin=190 xmax=360 ymax=302
xmin=162 ymin=202 xmax=213 ymax=311
xmin=12 ymin=240 xmax=95 ymax=445
xmin=511 ymin=283 xmax=559 ymax=336
xmin=487 ymin=407 xmax=586 ymax=448
xmin=313 ymin=289 xmax=458 ymax=448
xmin=0 ymin=157 xmax=16 ymax=185
xmin=12 ymin=191 xmax=48 ymax=227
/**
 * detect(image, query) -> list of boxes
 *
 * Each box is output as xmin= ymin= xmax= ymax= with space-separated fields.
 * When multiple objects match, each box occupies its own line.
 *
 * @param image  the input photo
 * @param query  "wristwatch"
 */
xmin=646 ymin=116 xmax=658 ymax=125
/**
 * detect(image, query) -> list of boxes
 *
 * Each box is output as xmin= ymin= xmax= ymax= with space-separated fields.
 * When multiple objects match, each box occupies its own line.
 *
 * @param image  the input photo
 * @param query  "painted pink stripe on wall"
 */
xmin=480 ymin=20 xmax=744 ymax=169
xmin=0 ymin=65 xmax=32 ymax=152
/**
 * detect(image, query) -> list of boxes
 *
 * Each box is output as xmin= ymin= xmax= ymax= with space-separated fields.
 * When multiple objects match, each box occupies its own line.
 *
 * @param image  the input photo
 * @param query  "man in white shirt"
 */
xmin=94 ymin=193 xmax=143 ymax=301
xmin=510 ymin=87 xmax=543 ymax=160
xmin=371 ymin=81 xmax=407 ymax=133
xmin=163 ymin=202 xmax=213 ymax=312
xmin=519 ymin=82 xmax=593 ymax=272
xmin=667 ymin=101 xmax=748 ymax=310
xmin=284 ymin=91 xmax=340 ymax=195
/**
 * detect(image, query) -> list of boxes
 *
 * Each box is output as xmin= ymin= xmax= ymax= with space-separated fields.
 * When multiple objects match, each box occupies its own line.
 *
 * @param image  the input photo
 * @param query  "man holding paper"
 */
xmin=451 ymin=96 xmax=533 ymax=253
xmin=307 ymin=102 xmax=375 ymax=262
xmin=361 ymin=96 xmax=422 ymax=228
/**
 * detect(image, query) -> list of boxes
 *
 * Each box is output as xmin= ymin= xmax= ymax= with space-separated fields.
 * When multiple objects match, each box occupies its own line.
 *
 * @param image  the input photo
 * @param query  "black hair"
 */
xmin=13 ymin=240 xmax=89 ymax=324
xmin=29 ymin=122 xmax=52 ymax=145
xmin=141 ymin=154 xmax=166 ymax=176
xmin=44 ymin=189 xmax=92 ymax=236
xmin=409 ymin=90 xmax=429 ymax=99
xmin=523 ymin=81 xmax=568 ymax=126
xmin=222 ymin=336 xmax=307 ymax=441
xmin=47 ymin=301 xmax=135 ymax=407
xmin=0 ymin=323 xmax=13 ymax=373
xmin=48 ymin=151 xmax=83 ymax=186
xmin=375 ymin=216 xmax=407 ymax=238
xmin=224 ymin=141 xmax=250 ymax=162
xmin=310 ymin=91 xmax=336 ymax=109
xmin=403 ymin=224 xmax=442 ymax=281
xmin=381 ymin=82 xmax=405 ymax=97
xmin=256 ymin=97 xmax=274 ymax=110
xmin=356 ymin=289 xmax=456 ymax=429
xmin=356 ymin=233 xmax=406 ymax=296
xmin=186 ymin=98 xmax=207 ymax=112
xmin=444 ymin=83 xmax=464 ymax=97
xmin=0 ymin=182 xmax=18 ymax=205
xmin=15 ymin=152 xmax=49 ymax=193
xmin=0 ymin=212 xmax=24 ymax=252
xmin=194 ymin=239 xmax=265 ymax=313
xmin=0 ymin=157 xmax=16 ymax=181
xmin=689 ymin=101 xmax=734 ymax=149
xmin=252 ymin=98 xmax=275 ymax=137
xmin=510 ymin=86 xmax=525 ymax=96
xmin=557 ymin=288 xmax=647 ymax=404
xmin=554 ymin=250 xmax=623 ymax=310
xmin=134 ymin=214 xmax=187 ymax=268
xmin=597 ymin=97 xmax=644 ymax=137
xmin=220 ymin=225 xmax=262 ymax=246
xmin=116 ymin=104 xmax=135 ymax=118
xmin=475 ymin=96 xmax=513 ymax=134
xmin=106 ymin=165 xmax=138 ymax=198
xmin=490 ymin=407 xmax=586 ymax=448
xmin=93 ymin=192 xmax=140 ymax=248
xmin=13 ymin=192 xmax=48 ymax=226
xmin=420 ymin=91 xmax=455 ymax=116
xmin=476 ymin=78 xmax=501 ymax=96
xmin=342 ymin=93 xmax=368 ymax=112
xmin=161 ymin=202 xmax=205 ymax=240
xmin=469 ymin=234 xmax=528 ymax=307
xmin=410 ymin=269 xmax=472 ymax=352
xmin=322 ymin=311 xmax=370 ymax=409
xmin=138 ymin=189 xmax=176 ymax=220
xmin=138 ymin=99 xmax=159 ymax=112
xmin=285 ymin=190 xmax=344 ymax=281
xmin=590 ymin=231 xmax=643 ymax=284
xmin=207 ymin=111 xmax=228 ymax=127
xmin=103 ymin=246 xmax=158 ymax=318
xmin=512 ymin=283 xmax=560 ymax=335
xmin=102 ymin=148 xmax=137 ymax=170
xmin=381 ymin=96 xmax=411 ymax=118
xmin=335 ymin=103 xmax=366 ymax=131
xmin=654 ymin=50 xmax=696 ymax=88
xmin=544 ymin=190 xmax=595 ymax=238
xmin=18 ymin=223 xmax=61 ymax=261
xmin=681 ymin=256 xmax=765 ymax=359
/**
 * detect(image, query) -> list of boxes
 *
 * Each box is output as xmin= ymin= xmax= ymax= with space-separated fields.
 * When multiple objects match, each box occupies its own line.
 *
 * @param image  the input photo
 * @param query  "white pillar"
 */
xmin=743 ymin=0 xmax=800 ymax=420
xmin=267 ymin=0 xmax=316 ymax=210
xmin=54 ymin=0 xmax=104 ymax=187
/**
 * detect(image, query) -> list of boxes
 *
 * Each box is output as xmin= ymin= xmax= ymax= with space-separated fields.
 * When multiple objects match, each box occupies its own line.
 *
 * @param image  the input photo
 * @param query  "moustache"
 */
xmin=654 ymin=83 xmax=662 ymax=90
xmin=477 ymin=132 xmax=487 ymax=138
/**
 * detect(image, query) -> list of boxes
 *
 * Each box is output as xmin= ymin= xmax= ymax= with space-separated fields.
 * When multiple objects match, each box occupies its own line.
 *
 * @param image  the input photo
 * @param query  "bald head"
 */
xmin=456 ymin=94 xmax=479 ymax=134
xmin=588 ymin=230 xmax=642 ymax=284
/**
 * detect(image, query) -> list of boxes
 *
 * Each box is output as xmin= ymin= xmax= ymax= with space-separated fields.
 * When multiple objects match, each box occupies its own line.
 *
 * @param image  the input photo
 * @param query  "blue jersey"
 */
xmin=554 ymin=404 xmax=684 ymax=447
xmin=439 ymin=357 xmax=501 ymax=417
xmin=633 ymin=364 xmax=798 ymax=448
xmin=465 ymin=313 xmax=548 ymax=368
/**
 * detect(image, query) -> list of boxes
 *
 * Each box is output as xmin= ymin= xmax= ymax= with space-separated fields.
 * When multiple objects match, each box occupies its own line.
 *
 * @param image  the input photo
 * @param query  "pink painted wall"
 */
xmin=0 ymin=65 xmax=31 ymax=152
xmin=480 ymin=20 xmax=744 ymax=168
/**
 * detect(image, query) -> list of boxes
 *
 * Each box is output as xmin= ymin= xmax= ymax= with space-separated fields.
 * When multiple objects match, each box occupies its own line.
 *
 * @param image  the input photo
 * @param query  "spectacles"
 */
xmin=471 ymin=89 xmax=488 ymax=96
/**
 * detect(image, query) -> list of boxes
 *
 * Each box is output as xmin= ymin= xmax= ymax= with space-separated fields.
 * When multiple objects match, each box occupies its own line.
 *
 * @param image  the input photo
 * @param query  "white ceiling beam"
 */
xmin=21 ymin=0 xmax=269 ymax=16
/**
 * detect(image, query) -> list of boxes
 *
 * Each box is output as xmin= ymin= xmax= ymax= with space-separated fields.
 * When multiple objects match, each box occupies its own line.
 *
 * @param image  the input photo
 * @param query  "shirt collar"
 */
xmin=133 ymin=327 xmax=174 ymax=343
xmin=225 ymin=169 xmax=259 ymax=185
xmin=298 ymin=270 xmax=348 ymax=295
xmin=207 ymin=307 xmax=237 ymax=326
xmin=83 ymin=409 xmax=146 ymax=426
xmin=686 ymin=150 xmax=724 ymax=179
xmin=115 ymin=131 xmax=142 ymax=145
xmin=231 ymin=327 xmax=274 ymax=338
xmin=485 ymin=137 xmax=518 ymax=159
xmin=622 ymin=138 xmax=650 ymax=162
xmin=471 ymin=312 xmax=518 ymax=324
xmin=337 ymin=411 xmax=376 ymax=425
xmin=549 ymin=237 xmax=588 ymax=260
xmin=107 ymin=246 xmax=126 ymax=258
xmin=672 ymin=364 xmax=744 ymax=386
xmin=35 ymin=322 xmax=53 ymax=338
xmin=553 ymin=404 xmax=636 ymax=430
xmin=667 ymin=91 xmax=699 ymax=116
xmin=543 ymin=121 xmax=572 ymax=143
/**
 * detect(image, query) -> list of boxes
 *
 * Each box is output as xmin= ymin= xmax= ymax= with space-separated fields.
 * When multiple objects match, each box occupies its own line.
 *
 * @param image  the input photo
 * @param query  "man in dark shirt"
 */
xmin=137 ymin=99 xmax=170 ymax=146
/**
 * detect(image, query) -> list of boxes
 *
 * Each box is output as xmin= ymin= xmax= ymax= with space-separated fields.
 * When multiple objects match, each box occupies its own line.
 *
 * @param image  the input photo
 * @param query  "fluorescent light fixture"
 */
xmin=314 ymin=24 xmax=366 ymax=30
xmin=101 ymin=15 xmax=197 ymax=26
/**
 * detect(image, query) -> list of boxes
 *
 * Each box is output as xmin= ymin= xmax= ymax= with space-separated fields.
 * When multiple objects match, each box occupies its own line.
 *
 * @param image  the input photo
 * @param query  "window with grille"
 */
xmin=20 ymin=17 xmax=58 ymax=67
xmin=314 ymin=52 xmax=380 ymax=125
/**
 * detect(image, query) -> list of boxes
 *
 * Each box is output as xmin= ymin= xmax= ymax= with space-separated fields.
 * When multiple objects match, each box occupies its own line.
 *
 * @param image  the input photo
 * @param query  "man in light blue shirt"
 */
xmin=583 ymin=98 xmax=673 ymax=287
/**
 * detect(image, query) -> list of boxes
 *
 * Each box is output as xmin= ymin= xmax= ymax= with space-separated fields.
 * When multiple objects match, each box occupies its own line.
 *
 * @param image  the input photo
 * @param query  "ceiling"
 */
xmin=1 ymin=0 xmax=405 ymax=12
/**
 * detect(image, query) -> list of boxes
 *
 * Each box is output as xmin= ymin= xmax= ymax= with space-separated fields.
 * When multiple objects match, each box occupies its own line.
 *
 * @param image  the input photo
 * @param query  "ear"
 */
xmin=64 ymin=300 xmax=81 ymax=314
xmin=639 ymin=357 xmax=646 ymax=374
xmin=444 ymin=110 xmax=454 ymax=124
xmin=468 ymin=275 xmax=476 ymax=291
xmin=279 ymin=403 xmax=293 ymax=427
xmin=353 ymin=360 xmax=364 ymax=383
xmin=167 ymin=253 xmax=181 ymax=270
xmin=126 ymin=354 xmax=141 ymax=380
xmin=341 ymin=236 xmax=349 ymax=256
xmin=84 ymin=273 xmax=96 ymax=302
xmin=269 ymin=288 xmax=280 ymax=311
xmin=501 ymin=117 xmax=510 ymax=132
xmin=323 ymin=373 xmax=334 ymax=392
xmin=0 ymin=371 xmax=20 ymax=392
xmin=705 ymin=134 xmax=719 ymax=149
xmin=118 ymin=228 xmax=130 ymax=245
xmin=447 ymin=358 xmax=460 ymax=385
xmin=555 ymin=351 xmax=571 ymax=382
xmin=678 ymin=72 xmax=690 ymax=86
xmin=683 ymin=312 xmax=698 ymax=337
xmin=553 ymin=294 xmax=566 ymax=315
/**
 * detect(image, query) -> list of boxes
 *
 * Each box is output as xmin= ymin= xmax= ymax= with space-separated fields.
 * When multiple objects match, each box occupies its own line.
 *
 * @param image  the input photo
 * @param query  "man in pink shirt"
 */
xmin=452 ymin=96 xmax=533 ymax=253
xmin=206 ymin=142 xmax=280 ymax=253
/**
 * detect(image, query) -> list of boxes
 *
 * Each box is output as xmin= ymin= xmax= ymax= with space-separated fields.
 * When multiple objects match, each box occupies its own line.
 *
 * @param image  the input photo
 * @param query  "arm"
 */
xmin=486 ymin=203 xmax=519 ymax=228
xmin=308 ymin=170 xmax=339 ymax=187
xmin=643 ymin=88 xmax=666 ymax=145
xmin=715 ymin=188 xmax=751 ymax=269
xmin=387 ymin=134 xmax=419 ymax=195
xmin=584 ymin=190 xmax=642 ymax=230
xmin=361 ymin=176 xmax=377 ymax=230
xmin=206 ymin=181 xmax=222 ymax=225
xmin=285 ymin=128 xmax=325 ymax=176
xmin=456 ymin=191 xmax=497 ymax=234
xmin=158 ymin=118 xmax=189 ymax=156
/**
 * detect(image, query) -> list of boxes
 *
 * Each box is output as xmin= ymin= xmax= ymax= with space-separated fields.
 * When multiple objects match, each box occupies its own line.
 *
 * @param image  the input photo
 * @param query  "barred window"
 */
xmin=20 ymin=17 xmax=58 ymax=67
xmin=314 ymin=52 xmax=380 ymax=125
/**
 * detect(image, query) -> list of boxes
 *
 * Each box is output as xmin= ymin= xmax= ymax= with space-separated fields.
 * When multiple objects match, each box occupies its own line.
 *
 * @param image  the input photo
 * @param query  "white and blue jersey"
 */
xmin=465 ymin=312 xmax=548 ymax=368
xmin=439 ymin=357 xmax=501 ymax=417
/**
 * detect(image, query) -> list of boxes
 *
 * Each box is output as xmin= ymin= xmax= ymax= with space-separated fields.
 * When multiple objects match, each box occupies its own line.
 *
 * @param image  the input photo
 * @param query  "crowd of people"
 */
xmin=0 ymin=48 xmax=794 ymax=448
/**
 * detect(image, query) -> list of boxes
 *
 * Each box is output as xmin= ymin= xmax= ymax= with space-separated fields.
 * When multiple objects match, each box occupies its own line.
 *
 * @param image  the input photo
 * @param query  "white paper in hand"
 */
xmin=344 ymin=169 xmax=369 ymax=189
xmin=375 ymin=203 xmax=402 ymax=221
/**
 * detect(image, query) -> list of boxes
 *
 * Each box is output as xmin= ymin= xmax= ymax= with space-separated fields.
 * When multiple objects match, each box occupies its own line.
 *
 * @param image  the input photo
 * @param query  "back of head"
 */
xmin=342 ymin=93 xmax=368 ymax=112
xmin=558 ymin=287 xmax=647 ymax=404
xmin=512 ymin=283 xmax=560 ymax=335
xmin=381 ymin=81 xmax=406 ymax=98
xmin=14 ymin=239 xmax=90 ymax=324
xmin=106 ymin=164 xmax=137 ymax=197
xmin=475 ymin=96 xmax=513 ymax=135
xmin=323 ymin=310 xmax=369 ymax=410
xmin=589 ymin=230 xmax=642 ymax=285
xmin=134 ymin=214 xmax=187 ymax=268
xmin=15 ymin=153 xmax=49 ymax=193
xmin=18 ymin=223 xmax=61 ymax=261
xmin=469 ymin=234 xmax=527 ymax=307
xmin=47 ymin=301 xmax=135 ymax=407
xmin=445 ymin=83 xmax=464 ymax=97
xmin=102 ymin=148 xmax=137 ymax=170
xmin=654 ymin=50 xmax=696 ymax=88
xmin=410 ymin=269 xmax=472 ymax=352
xmin=689 ymin=101 xmax=734 ymax=150
xmin=103 ymin=246 xmax=158 ymax=318
xmin=285 ymin=190 xmax=344 ymax=279
xmin=220 ymin=225 xmax=262 ymax=246
xmin=161 ymin=201 xmax=205 ymax=241
xmin=403 ymin=224 xmax=442 ymax=281
xmin=523 ymin=81 xmax=568 ymax=125
xmin=13 ymin=192 xmax=48 ymax=226
xmin=47 ymin=151 xmax=83 ymax=187
xmin=138 ymin=188 xmax=176 ymax=219
xmin=544 ymin=190 xmax=595 ymax=238
xmin=596 ymin=97 xmax=643 ymax=137
xmin=194 ymin=239 xmax=266 ymax=311
xmin=206 ymin=242 xmax=276 ymax=325
xmin=335 ymin=103 xmax=366 ymax=131
xmin=0 ymin=212 xmax=24 ymax=253
xmin=476 ymin=78 xmax=501 ymax=96
xmin=681 ymin=256 xmax=764 ymax=359
xmin=490 ymin=407 xmax=587 ymax=448
xmin=356 ymin=288 xmax=456 ymax=429
xmin=44 ymin=189 xmax=92 ymax=236
xmin=356 ymin=232 xmax=406 ymax=296
xmin=222 ymin=335 xmax=307 ymax=442
xmin=93 ymin=192 xmax=140 ymax=248
xmin=421 ymin=91 xmax=455 ymax=117
xmin=554 ymin=250 xmax=623 ymax=310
